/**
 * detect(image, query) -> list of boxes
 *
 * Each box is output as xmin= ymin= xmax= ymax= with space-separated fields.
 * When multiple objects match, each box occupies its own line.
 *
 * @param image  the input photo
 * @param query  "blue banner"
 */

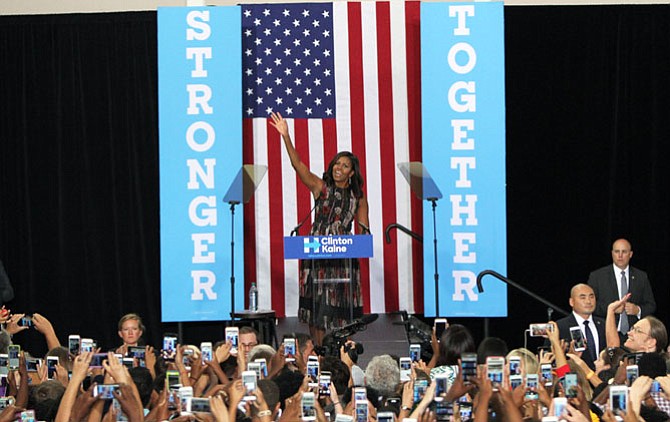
xmin=421 ymin=2 xmax=507 ymax=317
xmin=284 ymin=235 xmax=374 ymax=260
xmin=158 ymin=6 xmax=242 ymax=322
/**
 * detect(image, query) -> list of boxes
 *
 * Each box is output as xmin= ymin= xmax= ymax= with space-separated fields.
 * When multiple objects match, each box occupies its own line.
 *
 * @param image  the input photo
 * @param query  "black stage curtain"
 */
xmin=1 ymin=6 xmax=669 ymax=354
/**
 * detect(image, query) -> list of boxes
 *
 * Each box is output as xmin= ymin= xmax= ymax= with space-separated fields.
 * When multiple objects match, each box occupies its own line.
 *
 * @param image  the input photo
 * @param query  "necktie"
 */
xmin=584 ymin=320 xmax=597 ymax=364
xmin=620 ymin=270 xmax=629 ymax=333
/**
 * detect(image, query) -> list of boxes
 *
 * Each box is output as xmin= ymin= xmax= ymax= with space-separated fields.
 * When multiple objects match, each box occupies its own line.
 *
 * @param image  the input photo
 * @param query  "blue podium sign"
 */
xmin=284 ymin=235 xmax=374 ymax=260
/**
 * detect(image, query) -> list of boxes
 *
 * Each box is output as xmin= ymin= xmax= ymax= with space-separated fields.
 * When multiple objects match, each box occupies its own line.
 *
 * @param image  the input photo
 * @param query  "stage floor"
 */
xmin=275 ymin=313 xmax=410 ymax=368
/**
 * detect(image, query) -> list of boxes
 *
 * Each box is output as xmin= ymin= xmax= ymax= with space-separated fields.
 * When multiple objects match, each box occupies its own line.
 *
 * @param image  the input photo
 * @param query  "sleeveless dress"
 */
xmin=297 ymin=183 xmax=364 ymax=329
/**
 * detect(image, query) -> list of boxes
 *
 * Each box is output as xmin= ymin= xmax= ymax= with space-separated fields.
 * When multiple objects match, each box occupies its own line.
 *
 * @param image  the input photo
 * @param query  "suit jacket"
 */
xmin=587 ymin=265 xmax=656 ymax=326
xmin=555 ymin=313 xmax=606 ymax=370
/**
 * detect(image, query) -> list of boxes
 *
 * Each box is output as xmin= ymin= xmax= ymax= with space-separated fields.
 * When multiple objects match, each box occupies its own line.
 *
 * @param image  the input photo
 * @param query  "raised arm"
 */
xmin=270 ymin=112 xmax=323 ymax=197
xmin=606 ymin=294 xmax=630 ymax=348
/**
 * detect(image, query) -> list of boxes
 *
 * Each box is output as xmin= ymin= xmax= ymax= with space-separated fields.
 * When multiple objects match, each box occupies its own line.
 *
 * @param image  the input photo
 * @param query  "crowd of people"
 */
xmin=0 ymin=289 xmax=666 ymax=422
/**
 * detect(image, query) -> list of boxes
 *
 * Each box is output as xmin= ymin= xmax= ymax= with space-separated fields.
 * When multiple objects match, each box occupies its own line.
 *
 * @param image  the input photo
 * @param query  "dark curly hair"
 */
xmin=322 ymin=151 xmax=364 ymax=198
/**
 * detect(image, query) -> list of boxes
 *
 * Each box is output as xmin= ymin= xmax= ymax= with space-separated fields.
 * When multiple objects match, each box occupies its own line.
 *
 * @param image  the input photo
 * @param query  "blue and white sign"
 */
xmin=158 ymin=6 xmax=242 ymax=322
xmin=421 ymin=2 xmax=507 ymax=317
xmin=284 ymin=235 xmax=374 ymax=260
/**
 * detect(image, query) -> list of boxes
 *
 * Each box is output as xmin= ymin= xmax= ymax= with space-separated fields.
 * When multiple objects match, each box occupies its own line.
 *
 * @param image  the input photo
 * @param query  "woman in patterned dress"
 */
xmin=270 ymin=112 xmax=370 ymax=346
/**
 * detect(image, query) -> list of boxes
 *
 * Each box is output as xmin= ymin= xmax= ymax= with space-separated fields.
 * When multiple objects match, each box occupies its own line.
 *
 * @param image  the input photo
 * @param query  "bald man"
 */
xmin=588 ymin=238 xmax=656 ymax=337
xmin=554 ymin=284 xmax=606 ymax=370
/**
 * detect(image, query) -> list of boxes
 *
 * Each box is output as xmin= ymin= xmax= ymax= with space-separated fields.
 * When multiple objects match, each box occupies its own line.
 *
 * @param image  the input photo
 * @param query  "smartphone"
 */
xmin=18 ymin=315 xmax=33 ymax=327
xmin=553 ymin=397 xmax=567 ymax=417
xmin=335 ymin=415 xmax=354 ymax=422
xmin=412 ymin=379 xmax=428 ymax=403
xmin=0 ymin=355 xmax=7 ymax=376
xmin=529 ymin=323 xmax=554 ymax=337
xmin=19 ymin=410 xmax=35 ymax=422
xmin=178 ymin=386 xmax=193 ymax=412
xmin=435 ymin=400 xmax=453 ymax=420
xmin=225 ymin=327 xmax=240 ymax=355
xmin=486 ymin=356 xmax=504 ymax=390
xmin=378 ymin=411 xmax=396 ymax=422
xmin=354 ymin=399 xmax=368 ymax=422
xmin=461 ymin=352 xmax=478 ymax=383
xmin=167 ymin=370 xmax=181 ymax=388
xmin=399 ymin=357 xmax=412 ymax=382
xmin=564 ymin=373 xmax=578 ymax=398
xmin=319 ymin=373 xmax=331 ymax=397
xmin=353 ymin=386 xmax=367 ymax=403
xmin=0 ymin=397 xmax=15 ymax=410
xmin=570 ymin=326 xmax=586 ymax=352
xmin=409 ymin=344 xmax=421 ymax=363
xmin=8 ymin=345 xmax=20 ymax=371
xmin=255 ymin=358 xmax=268 ymax=378
xmin=186 ymin=397 xmax=211 ymax=413
xmin=242 ymin=370 xmax=257 ymax=400
xmin=510 ymin=374 xmax=523 ymax=390
xmin=90 ymin=353 xmax=107 ymax=369
xmin=435 ymin=373 xmax=449 ymax=402
xmin=67 ymin=334 xmax=81 ymax=356
xmin=128 ymin=346 xmax=146 ymax=367
xmin=162 ymin=333 xmax=178 ymax=362
xmin=434 ymin=318 xmax=448 ymax=340
xmin=182 ymin=347 xmax=194 ymax=369
xmin=81 ymin=338 xmax=94 ymax=353
xmin=509 ymin=356 xmax=521 ymax=375
xmin=284 ymin=338 xmax=296 ymax=362
xmin=248 ymin=361 xmax=263 ymax=380
xmin=307 ymin=360 xmax=319 ymax=386
xmin=200 ymin=342 xmax=212 ymax=363
xmin=525 ymin=374 xmax=539 ymax=400
xmin=540 ymin=363 xmax=553 ymax=386
xmin=610 ymin=385 xmax=628 ymax=413
xmin=25 ymin=358 xmax=40 ymax=373
xmin=47 ymin=356 xmax=59 ymax=379
xmin=626 ymin=365 xmax=639 ymax=386
xmin=93 ymin=384 xmax=120 ymax=399
xmin=301 ymin=391 xmax=317 ymax=421
xmin=459 ymin=402 xmax=473 ymax=421
xmin=122 ymin=357 xmax=134 ymax=368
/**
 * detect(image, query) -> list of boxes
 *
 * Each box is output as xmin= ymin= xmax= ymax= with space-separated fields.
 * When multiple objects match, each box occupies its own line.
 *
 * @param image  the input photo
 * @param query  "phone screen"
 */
xmin=409 ymin=344 xmax=421 ymax=362
xmin=564 ymin=373 xmax=578 ymax=398
xmin=284 ymin=338 xmax=296 ymax=362
xmin=162 ymin=334 xmax=177 ymax=361
xmin=8 ymin=346 xmax=20 ymax=370
xmin=570 ymin=327 xmax=586 ymax=351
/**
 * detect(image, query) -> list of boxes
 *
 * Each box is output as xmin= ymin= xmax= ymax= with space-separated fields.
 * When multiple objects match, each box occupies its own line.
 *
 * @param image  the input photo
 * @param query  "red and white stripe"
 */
xmin=243 ymin=2 xmax=424 ymax=318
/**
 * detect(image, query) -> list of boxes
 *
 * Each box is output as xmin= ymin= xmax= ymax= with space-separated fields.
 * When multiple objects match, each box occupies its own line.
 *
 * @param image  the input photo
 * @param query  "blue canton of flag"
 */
xmin=242 ymin=3 xmax=336 ymax=119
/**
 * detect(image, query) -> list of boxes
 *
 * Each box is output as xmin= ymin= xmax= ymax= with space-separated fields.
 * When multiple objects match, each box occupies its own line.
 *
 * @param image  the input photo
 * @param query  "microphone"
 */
xmin=291 ymin=199 xmax=320 ymax=236
xmin=331 ymin=314 xmax=379 ymax=339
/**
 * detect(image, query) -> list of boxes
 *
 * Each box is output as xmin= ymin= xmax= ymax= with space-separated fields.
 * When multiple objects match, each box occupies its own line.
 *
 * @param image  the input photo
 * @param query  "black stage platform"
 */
xmin=275 ymin=313 xmax=411 ymax=368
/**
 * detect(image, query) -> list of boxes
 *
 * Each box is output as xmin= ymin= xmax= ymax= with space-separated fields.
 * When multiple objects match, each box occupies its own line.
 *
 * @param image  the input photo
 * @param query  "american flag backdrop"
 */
xmin=242 ymin=2 xmax=424 ymax=318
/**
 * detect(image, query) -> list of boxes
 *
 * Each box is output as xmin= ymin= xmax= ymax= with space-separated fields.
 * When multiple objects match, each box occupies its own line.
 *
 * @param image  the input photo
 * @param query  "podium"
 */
xmin=284 ymin=235 xmax=373 ymax=321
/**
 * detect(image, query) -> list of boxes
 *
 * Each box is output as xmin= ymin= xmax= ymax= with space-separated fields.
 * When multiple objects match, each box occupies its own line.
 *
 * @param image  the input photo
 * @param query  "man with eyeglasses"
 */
xmin=239 ymin=326 xmax=260 ymax=359
xmin=588 ymin=238 xmax=656 ymax=340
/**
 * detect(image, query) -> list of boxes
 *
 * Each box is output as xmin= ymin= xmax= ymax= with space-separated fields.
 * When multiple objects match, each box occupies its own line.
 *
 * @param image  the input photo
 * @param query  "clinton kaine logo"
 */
xmin=303 ymin=237 xmax=353 ymax=254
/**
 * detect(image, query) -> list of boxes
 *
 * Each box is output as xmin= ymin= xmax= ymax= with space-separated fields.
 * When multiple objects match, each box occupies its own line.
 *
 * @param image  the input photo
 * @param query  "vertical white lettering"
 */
xmin=189 ymin=196 xmax=217 ymax=226
xmin=453 ymin=233 xmax=477 ymax=263
xmin=451 ymin=119 xmax=475 ymax=150
xmin=451 ymin=157 xmax=476 ymax=188
xmin=452 ymin=270 xmax=478 ymax=301
xmin=186 ymin=47 xmax=212 ymax=78
xmin=192 ymin=233 xmax=215 ymax=263
xmin=191 ymin=270 xmax=217 ymax=300
xmin=186 ymin=121 xmax=215 ymax=152
xmin=186 ymin=11 xmax=211 ymax=41
xmin=448 ymin=82 xmax=476 ymax=112
xmin=187 ymin=158 xmax=216 ymax=189
xmin=449 ymin=194 xmax=478 ymax=226
xmin=186 ymin=84 xmax=214 ymax=115
xmin=448 ymin=5 xmax=475 ymax=36
xmin=448 ymin=42 xmax=477 ymax=74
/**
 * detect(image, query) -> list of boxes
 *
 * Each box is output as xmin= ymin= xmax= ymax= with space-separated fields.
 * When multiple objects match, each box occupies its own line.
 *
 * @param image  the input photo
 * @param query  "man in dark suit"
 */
xmin=587 ymin=238 xmax=656 ymax=339
xmin=554 ymin=283 xmax=606 ymax=370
